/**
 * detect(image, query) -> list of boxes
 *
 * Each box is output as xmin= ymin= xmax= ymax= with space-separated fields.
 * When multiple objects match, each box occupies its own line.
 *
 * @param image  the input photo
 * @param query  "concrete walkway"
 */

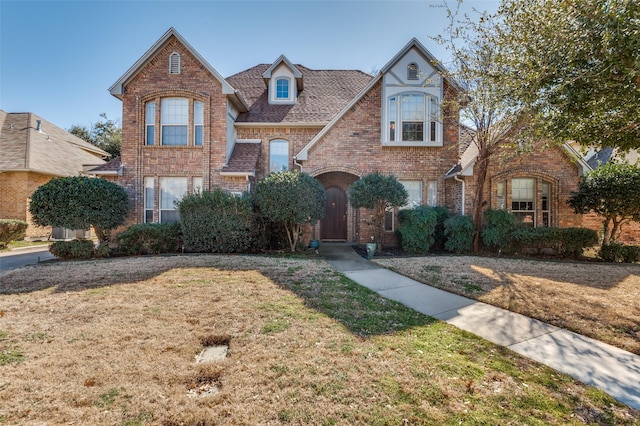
xmin=318 ymin=242 xmax=640 ymax=411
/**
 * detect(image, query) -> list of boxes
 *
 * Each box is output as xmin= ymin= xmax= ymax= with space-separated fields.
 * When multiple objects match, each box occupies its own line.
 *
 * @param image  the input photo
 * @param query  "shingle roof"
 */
xmin=86 ymin=156 xmax=122 ymax=175
xmin=226 ymin=65 xmax=373 ymax=123
xmin=221 ymin=142 xmax=261 ymax=176
xmin=0 ymin=110 xmax=108 ymax=177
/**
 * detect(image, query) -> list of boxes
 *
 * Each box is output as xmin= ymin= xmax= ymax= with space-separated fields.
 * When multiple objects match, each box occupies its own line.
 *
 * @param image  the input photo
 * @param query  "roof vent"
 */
xmin=36 ymin=120 xmax=42 ymax=132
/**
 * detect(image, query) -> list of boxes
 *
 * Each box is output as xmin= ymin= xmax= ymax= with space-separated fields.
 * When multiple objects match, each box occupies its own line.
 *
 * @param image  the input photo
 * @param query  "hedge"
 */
xmin=114 ymin=223 xmax=182 ymax=256
xmin=0 ymin=219 xmax=28 ymax=249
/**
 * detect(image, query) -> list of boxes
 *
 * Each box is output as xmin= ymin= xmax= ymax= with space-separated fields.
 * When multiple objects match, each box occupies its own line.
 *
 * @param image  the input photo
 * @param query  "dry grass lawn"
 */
xmin=375 ymin=255 xmax=640 ymax=355
xmin=0 ymin=254 xmax=639 ymax=425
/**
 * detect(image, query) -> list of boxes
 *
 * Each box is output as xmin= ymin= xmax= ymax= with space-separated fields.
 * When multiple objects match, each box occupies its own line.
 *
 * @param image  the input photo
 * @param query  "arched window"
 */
xmin=407 ymin=63 xmax=419 ymax=80
xmin=275 ymin=78 xmax=290 ymax=99
xmin=169 ymin=52 xmax=181 ymax=74
xmin=270 ymin=139 xmax=289 ymax=173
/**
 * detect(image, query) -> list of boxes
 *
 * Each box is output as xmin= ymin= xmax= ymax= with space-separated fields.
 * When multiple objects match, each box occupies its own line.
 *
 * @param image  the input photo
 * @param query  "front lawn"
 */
xmin=375 ymin=255 xmax=640 ymax=355
xmin=0 ymin=255 xmax=637 ymax=424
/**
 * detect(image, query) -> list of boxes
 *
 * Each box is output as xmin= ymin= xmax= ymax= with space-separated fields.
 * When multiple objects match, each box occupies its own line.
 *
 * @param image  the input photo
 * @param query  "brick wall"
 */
xmin=0 ymin=171 xmax=52 ymax=238
xmin=118 ymin=35 xmax=228 ymax=225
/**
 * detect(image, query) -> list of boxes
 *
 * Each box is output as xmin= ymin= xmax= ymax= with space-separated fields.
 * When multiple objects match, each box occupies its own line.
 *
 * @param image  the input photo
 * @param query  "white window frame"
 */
xmin=387 ymin=93 xmax=440 ymax=146
xmin=511 ymin=178 xmax=536 ymax=227
xmin=192 ymin=176 xmax=203 ymax=193
xmin=426 ymin=180 xmax=438 ymax=207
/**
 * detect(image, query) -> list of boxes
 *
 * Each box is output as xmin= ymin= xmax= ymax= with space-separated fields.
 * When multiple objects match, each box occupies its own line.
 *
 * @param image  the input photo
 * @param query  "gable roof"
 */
xmin=227 ymin=64 xmax=372 ymax=125
xmin=86 ymin=156 xmax=123 ymax=176
xmin=109 ymin=27 xmax=248 ymax=112
xmin=0 ymin=110 xmax=108 ymax=177
xmin=296 ymin=38 xmax=461 ymax=160
xmin=381 ymin=37 xmax=463 ymax=93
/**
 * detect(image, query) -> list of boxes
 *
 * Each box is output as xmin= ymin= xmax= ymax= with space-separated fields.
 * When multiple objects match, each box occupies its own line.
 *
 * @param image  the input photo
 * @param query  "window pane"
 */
xmin=511 ymin=178 xmax=534 ymax=201
xmin=162 ymin=126 xmax=188 ymax=146
xmin=384 ymin=210 xmax=394 ymax=232
xmin=160 ymin=177 xmax=187 ymax=223
xmin=145 ymin=102 xmax=155 ymax=146
xmin=276 ymin=78 xmax=289 ymax=99
xmin=400 ymin=180 xmax=422 ymax=209
xmin=161 ymin=98 xmax=188 ymax=124
xmin=194 ymin=101 xmax=204 ymax=145
xmin=402 ymin=122 xmax=424 ymax=141
xmin=161 ymin=98 xmax=188 ymax=146
xmin=270 ymin=140 xmax=289 ymax=173
xmin=430 ymin=97 xmax=437 ymax=142
xmin=427 ymin=180 xmax=437 ymax=206
xmin=402 ymin=94 xmax=425 ymax=121
xmin=144 ymin=177 xmax=154 ymax=223
xmin=389 ymin=97 xmax=396 ymax=142
xmin=401 ymin=94 xmax=425 ymax=141
xmin=192 ymin=177 xmax=203 ymax=193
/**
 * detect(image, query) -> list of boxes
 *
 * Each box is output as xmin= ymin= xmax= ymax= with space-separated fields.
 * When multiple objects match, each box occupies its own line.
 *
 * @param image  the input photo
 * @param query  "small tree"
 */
xmin=29 ymin=176 xmax=129 ymax=243
xmin=255 ymin=171 xmax=325 ymax=252
xmin=568 ymin=162 xmax=640 ymax=246
xmin=348 ymin=172 xmax=408 ymax=252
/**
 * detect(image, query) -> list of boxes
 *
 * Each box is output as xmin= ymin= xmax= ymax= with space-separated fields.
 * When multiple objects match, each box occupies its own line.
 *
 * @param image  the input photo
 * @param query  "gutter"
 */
xmin=453 ymin=175 xmax=465 ymax=215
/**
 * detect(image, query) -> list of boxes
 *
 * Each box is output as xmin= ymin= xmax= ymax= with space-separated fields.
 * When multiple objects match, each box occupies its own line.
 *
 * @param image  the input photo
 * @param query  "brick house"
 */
xmin=0 ymin=110 xmax=108 ymax=238
xmin=105 ymin=28 xmax=636 ymax=246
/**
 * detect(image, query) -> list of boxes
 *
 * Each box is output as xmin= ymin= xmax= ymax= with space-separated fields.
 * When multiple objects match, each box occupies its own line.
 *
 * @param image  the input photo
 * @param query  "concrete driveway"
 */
xmin=0 ymin=246 xmax=54 ymax=270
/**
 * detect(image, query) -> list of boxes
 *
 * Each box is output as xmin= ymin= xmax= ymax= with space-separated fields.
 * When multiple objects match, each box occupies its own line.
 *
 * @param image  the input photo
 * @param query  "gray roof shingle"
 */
xmin=0 ymin=110 xmax=108 ymax=177
xmin=221 ymin=142 xmax=261 ymax=175
xmin=226 ymin=65 xmax=373 ymax=124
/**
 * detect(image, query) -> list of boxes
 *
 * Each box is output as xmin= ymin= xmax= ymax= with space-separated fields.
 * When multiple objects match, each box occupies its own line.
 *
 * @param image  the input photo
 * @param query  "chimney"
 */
xmin=36 ymin=120 xmax=42 ymax=132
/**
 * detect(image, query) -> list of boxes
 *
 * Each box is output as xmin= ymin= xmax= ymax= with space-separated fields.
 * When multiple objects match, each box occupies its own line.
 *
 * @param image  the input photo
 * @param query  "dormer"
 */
xmin=262 ymin=55 xmax=303 ymax=105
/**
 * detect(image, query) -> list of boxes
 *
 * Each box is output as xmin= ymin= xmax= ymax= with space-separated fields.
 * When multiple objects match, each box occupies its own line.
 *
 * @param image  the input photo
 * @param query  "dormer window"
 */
xmin=408 ymin=63 xmax=419 ymax=80
xmin=276 ymin=78 xmax=290 ymax=99
xmin=169 ymin=52 xmax=181 ymax=74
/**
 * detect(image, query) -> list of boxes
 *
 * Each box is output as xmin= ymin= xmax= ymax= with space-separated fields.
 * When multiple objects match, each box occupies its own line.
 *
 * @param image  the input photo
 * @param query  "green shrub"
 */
xmin=430 ymin=206 xmax=450 ymax=252
xmin=49 ymin=239 xmax=95 ymax=259
xmin=482 ymin=209 xmax=515 ymax=253
xmin=397 ymin=206 xmax=439 ymax=254
xmin=599 ymin=243 xmax=640 ymax=263
xmin=511 ymin=227 xmax=597 ymax=259
xmin=178 ymin=189 xmax=257 ymax=253
xmin=559 ymin=228 xmax=598 ymax=258
xmin=0 ymin=219 xmax=29 ymax=249
xmin=114 ymin=223 xmax=182 ymax=256
xmin=444 ymin=215 xmax=474 ymax=254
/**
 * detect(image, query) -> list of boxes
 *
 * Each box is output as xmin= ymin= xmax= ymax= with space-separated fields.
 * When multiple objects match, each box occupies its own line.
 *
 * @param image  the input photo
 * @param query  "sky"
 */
xmin=0 ymin=0 xmax=498 ymax=131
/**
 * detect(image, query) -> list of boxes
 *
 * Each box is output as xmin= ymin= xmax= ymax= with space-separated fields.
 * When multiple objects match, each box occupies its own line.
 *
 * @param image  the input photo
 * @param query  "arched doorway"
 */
xmin=321 ymin=186 xmax=347 ymax=240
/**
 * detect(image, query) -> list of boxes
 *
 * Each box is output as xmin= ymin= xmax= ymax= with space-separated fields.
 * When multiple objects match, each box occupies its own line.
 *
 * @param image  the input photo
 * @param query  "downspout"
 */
xmin=293 ymin=156 xmax=303 ymax=171
xmin=454 ymin=175 xmax=465 ymax=215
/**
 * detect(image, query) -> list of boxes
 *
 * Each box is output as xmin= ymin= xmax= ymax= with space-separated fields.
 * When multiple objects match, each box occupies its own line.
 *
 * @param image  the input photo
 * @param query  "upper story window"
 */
xmin=269 ymin=139 xmax=289 ymax=173
xmin=144 ymin=97 xmax=205 ymax=147
xmin=145 ymin=102 xmax=156 ymax=146
xmin=275 ymin=78 xmax=290 ymax=99
xmin=161 ymin=98 xmax=188 ymax=145
xmin=388 ymin=93 xmax=439 ymax=144
xmin=407 ymin=63 xmax=419 ymax=80
xmin=169 ymin=52 xmax=181 ymax=74
xmin=194 ymin=101 xmax=204 ymax=146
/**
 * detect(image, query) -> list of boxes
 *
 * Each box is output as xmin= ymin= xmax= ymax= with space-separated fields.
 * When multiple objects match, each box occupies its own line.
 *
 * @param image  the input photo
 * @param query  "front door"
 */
xmin=321 ymin=187 xmax=347 ymax=240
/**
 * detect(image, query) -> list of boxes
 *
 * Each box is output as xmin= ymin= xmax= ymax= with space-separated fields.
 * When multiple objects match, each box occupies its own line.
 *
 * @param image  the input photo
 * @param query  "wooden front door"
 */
xmin=321 ymin=187 xmax=347 ymax=240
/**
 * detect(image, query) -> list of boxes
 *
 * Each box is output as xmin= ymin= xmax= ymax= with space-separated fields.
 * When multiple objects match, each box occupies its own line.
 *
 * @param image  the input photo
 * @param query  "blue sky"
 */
xmin=1 ymin=0 xmax=498 ymax=131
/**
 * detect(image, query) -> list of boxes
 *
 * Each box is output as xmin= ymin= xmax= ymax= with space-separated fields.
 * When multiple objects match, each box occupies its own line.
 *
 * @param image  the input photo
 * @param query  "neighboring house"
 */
xmin=0 ymin=110 xmax=109 ymax=238
xmin=106 ymin=27 xmax=637 ymax=246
